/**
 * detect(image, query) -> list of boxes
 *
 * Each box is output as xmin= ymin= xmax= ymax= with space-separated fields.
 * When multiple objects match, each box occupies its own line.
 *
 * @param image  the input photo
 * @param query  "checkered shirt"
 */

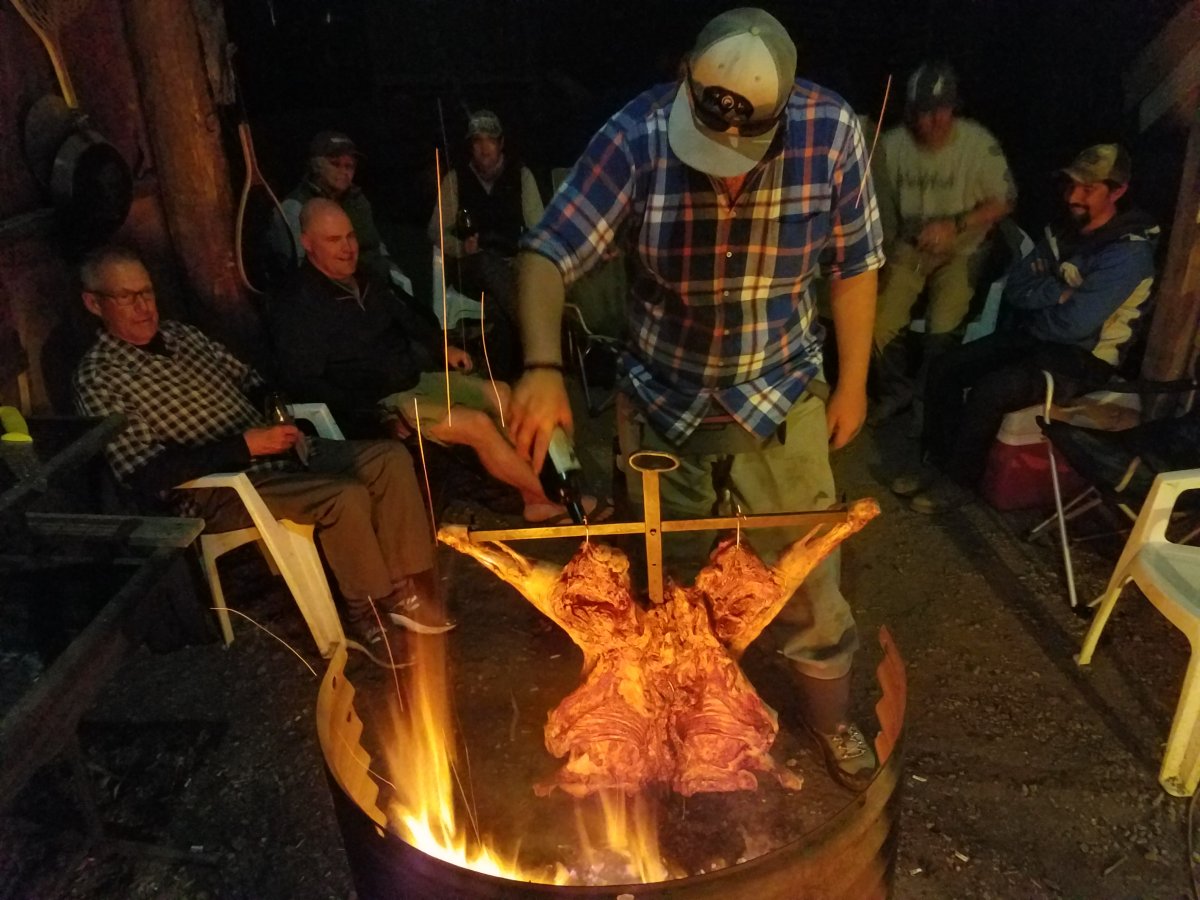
xmin=73 ymin=321 xmax=287 ymax=490
xmin=522 ymin=80 xmax=884 ymax=443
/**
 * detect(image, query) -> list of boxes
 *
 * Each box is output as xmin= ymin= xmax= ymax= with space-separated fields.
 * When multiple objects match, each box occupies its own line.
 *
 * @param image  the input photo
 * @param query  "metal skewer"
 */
xmin=463 ymin=450 xmax=850 ymax=605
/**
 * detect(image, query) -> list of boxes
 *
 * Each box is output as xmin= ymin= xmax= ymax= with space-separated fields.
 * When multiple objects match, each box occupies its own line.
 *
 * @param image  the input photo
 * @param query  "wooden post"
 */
xmin=122 ymin=0 xmax=255 ymax=353
xmin=1143 ymin=105 xmax=1200 ymax=382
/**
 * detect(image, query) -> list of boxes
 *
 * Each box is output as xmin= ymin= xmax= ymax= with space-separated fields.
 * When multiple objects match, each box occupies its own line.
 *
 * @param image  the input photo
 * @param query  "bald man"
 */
xmin=268 ymin=199 xmax=599 ymax=524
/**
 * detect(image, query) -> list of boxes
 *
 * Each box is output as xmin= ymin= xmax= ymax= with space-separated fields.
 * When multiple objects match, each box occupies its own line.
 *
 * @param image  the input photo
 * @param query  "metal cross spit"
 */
xmin=464 ymin=450 xmax=851 ymax=604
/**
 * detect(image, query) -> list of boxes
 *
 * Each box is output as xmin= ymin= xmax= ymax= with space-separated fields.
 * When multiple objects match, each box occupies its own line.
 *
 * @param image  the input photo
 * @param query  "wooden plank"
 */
xmin=463 ymin=509 xmax=848 ymax=543
xmin=0 ymin=548 xmax=179 ymax=810
xmin=24 ymin=513 xmax=205 ymax=549
xmin=0 ymin=414 xmax=124 ymax=516
xmin=1144 ymin=107 xmax=1200 ymax=382
xmin=1137 ymin=43 xmax=1200 ymax=133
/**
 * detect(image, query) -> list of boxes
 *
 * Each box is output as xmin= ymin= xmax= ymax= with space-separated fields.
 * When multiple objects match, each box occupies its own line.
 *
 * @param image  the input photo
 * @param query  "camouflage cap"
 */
xmin=466 ymin=110 xmax=503 ymax=139
xmin=1060 ymin=144 xmax=1131 ymax=186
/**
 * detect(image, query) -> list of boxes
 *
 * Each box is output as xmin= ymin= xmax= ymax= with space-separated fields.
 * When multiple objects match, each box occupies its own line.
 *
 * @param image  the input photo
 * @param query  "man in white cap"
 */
xmin=509 ymin=8 xmax=884 ymax=790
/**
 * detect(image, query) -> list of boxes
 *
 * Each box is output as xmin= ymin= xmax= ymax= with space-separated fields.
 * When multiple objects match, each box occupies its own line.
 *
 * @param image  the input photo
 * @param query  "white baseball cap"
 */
xmin=668 ymin=8 xmax=797 ymax=177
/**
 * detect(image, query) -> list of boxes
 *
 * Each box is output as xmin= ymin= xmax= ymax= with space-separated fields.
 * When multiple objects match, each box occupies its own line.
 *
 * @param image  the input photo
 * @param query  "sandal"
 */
xmin=524 ymin=496 xmax=614 ymax=526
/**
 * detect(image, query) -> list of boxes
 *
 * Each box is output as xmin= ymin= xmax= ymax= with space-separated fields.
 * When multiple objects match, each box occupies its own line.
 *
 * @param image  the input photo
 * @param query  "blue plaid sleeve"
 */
xmin=823 ymin=112 xmax=885 ymax=279
xmin=521 ymin=103 xmax=644 ymax=287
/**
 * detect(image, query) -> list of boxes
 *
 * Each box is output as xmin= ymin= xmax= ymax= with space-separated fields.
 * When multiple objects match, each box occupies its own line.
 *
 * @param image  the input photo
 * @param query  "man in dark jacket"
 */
xmin=429 ymin=110 xmax=544 ymax=324
xmin=269 ymin=131 xmax=408 ymax=290
xmin=271 ymin=199 xmax=596 ymax=524
xmin=894 ymin=144 xmax=1159 ymax=513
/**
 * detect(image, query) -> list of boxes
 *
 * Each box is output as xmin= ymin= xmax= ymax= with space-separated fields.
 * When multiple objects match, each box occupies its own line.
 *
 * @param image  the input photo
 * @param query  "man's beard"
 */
xmin=1062 ymin=205 xmax=1090 ymax=233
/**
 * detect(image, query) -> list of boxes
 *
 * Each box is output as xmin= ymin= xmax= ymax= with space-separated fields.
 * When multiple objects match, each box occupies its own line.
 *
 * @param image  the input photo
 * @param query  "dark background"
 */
xmin=224 ymin=0 xmax=1190 ymax=245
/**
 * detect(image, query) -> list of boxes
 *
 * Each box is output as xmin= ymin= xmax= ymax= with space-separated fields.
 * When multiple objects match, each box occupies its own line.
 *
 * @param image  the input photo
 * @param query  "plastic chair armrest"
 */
xmin=287 ymin=403 xmax=346 ymax=440
xmin=177 ymin=472 xmax=280 ymax=535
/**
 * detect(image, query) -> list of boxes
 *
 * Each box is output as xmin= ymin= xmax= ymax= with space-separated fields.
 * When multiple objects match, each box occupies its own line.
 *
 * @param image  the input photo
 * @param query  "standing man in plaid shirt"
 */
xmin=509 ymin=8 xmax=884 ymax=790
xmin=72 ymin=246 xmax=452 ymax=665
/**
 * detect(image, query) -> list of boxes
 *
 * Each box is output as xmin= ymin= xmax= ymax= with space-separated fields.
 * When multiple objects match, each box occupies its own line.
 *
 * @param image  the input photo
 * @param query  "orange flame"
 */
xmin=381 ymin=633 xmax=551 ymax=881
xmin=380 ymin=633 xmax=674 ymax=886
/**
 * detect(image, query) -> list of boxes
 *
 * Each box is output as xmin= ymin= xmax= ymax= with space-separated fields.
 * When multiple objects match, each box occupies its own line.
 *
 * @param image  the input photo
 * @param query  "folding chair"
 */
xmin=176 ymin=403 xmax=346 ymax=657
xmin=1036 ymin=369 xmax=1199 ymax=608
xmin=909 ymin=220 xmax=1034 ymax=345
xmin=1077 ymin=468 xmax=1200 ymax=796
xmin=430 ymin=246 xmax=485 ymax=330
xmin=563 ymin=300 xmax=622 ymax=417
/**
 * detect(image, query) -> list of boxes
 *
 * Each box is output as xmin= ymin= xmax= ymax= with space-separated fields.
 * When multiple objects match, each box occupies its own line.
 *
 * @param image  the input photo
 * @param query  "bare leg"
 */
xmin=424 ymin=407 xmax=556 ymax=514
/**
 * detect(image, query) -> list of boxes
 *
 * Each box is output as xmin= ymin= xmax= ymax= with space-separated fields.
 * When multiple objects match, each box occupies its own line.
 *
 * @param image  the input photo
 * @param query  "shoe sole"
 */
xmin=388 ymin=612 xmax=456 ymax=635
xmin=890 ymin=480 xmax=926 ymax=498
xmin=345 ymin=638 xmax=412 ymax=669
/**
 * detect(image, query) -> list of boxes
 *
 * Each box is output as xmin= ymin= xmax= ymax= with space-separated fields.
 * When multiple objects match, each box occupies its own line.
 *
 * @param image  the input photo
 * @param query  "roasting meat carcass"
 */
xmin=696 ymin=499 xmax=883 ymax=657
xmin=438 ymin=498 xmax=879 ymax=798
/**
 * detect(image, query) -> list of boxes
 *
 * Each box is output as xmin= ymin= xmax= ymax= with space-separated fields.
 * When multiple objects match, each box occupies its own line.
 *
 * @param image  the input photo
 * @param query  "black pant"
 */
xmin=922 ymin=331 xmax=1116 ymax=486
xmin=446 ymin=250 xmax=522 ymax=380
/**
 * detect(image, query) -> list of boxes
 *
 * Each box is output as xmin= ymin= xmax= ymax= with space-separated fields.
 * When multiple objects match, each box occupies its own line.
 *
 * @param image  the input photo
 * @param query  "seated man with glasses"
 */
xmin=72 ymin=245 xmax=453 ymax=665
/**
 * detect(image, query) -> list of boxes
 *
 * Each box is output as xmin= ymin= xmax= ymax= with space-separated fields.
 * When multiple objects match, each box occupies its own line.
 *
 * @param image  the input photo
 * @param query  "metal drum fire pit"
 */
xmin=320 ymin=456 xmax=906 ymax=897
xmin=317 ymin=626 xmax=906 ymax=900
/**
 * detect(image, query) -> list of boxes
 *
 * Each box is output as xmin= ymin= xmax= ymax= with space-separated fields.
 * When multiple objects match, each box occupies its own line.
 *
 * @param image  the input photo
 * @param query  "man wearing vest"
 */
xmin=429 ymin=110 xmax=545 ymax=329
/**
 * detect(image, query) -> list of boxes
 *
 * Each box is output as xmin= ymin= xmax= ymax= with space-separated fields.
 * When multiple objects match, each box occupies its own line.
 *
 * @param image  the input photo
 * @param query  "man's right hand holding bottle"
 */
xmin=244 ymin=425 xmax=302 ymax=457
xmin=510 ymin=366 xmax=573 ymax=474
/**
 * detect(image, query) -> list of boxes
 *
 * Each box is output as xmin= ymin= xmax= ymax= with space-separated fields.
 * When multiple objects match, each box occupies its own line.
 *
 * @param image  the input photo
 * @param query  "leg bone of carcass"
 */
xmin=437 ymin=525 xmax=567 ymax=628
xmin=702 ymin=499 xmax=881 ymax=658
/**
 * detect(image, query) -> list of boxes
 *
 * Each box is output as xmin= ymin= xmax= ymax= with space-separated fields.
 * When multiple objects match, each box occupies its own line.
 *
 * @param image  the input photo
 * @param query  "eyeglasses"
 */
xmin=687 ymin=66 xmax=783 ymax=138
xmin=91 ymin=288 xmax=156 ymax=307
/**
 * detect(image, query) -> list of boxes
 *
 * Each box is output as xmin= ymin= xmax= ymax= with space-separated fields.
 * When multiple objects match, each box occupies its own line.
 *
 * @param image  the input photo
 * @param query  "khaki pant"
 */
xmin=616 ymin=391 xmax=857 ymax=678
xmin=873 ymin=241 xmax=974 ymax=352
xmin=190 ymin=439 xmax=434 ymax=607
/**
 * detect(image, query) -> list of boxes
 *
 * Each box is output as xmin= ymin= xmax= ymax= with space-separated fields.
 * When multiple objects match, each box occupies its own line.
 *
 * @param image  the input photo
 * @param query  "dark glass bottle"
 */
xmin=454 ymin=207 xmax=477 ymax=240
xmin=541 ymin=427 xmax=587 ymax=524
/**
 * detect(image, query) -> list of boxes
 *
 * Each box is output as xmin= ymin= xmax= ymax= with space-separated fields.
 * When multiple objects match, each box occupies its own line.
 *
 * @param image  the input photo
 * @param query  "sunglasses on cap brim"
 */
xmin=687 ymin=66 xmax=784 ymax=138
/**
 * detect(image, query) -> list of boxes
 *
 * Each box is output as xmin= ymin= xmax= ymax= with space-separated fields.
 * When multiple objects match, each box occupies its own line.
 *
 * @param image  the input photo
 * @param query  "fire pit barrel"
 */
xmin=317 ymin=634 xmax=906 ymax=900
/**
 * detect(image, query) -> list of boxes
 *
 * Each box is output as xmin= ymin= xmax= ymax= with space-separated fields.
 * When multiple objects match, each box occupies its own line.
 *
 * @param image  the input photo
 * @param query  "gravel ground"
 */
xmin=3 ymin=406 xmax=1198 ymax=899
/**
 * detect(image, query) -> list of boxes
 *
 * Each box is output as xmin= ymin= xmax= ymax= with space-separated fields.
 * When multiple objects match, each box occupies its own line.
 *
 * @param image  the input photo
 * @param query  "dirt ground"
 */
xmin=3 ymin=403 xmax=1199 ymax=899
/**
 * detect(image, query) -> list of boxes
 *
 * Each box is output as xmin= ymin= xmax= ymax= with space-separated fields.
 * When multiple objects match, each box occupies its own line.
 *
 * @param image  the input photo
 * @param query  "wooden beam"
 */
xmin=121 ymin=0 xmax=256 ymax=353
xmin=1125 ymin=2 xmax=1200 ymax=133
xmin=1137 ymin=47 xmax=1200 ymax=134
xmin=1143 ymin=106 xmax=1200 ymax=382
xmin=1125 ymin=1 xmax=1200 ymax=111
xmin=24 ymin=513 xmax=204 ymax=549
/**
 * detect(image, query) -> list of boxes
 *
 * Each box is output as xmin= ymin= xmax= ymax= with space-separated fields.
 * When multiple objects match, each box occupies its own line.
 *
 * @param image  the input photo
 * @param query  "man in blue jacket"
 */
xmin=895 ymin=144 xmax=1159 ymax=513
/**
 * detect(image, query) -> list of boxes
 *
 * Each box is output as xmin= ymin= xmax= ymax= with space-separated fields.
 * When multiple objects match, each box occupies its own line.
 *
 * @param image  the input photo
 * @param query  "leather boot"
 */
xmin=793 ymin=669 xmax=877 ymax=791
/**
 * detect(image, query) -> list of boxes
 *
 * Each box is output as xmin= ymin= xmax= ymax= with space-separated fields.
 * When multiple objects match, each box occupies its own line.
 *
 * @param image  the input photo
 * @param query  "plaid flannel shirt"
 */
xmin=73 ymin=321 xmax=289 ymax=494
xmin=522 ymin=80 xmax=884 ymax=443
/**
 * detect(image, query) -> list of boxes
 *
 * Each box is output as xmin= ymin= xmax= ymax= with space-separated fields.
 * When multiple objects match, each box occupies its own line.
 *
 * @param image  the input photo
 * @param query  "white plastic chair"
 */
xmin=430 ymin=246 xmax=485 ymax=330
xmin=177 ymin=403 xmax=345 ymax=658
xmin=1077 ymin=468 xmax=1200 ymax=796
